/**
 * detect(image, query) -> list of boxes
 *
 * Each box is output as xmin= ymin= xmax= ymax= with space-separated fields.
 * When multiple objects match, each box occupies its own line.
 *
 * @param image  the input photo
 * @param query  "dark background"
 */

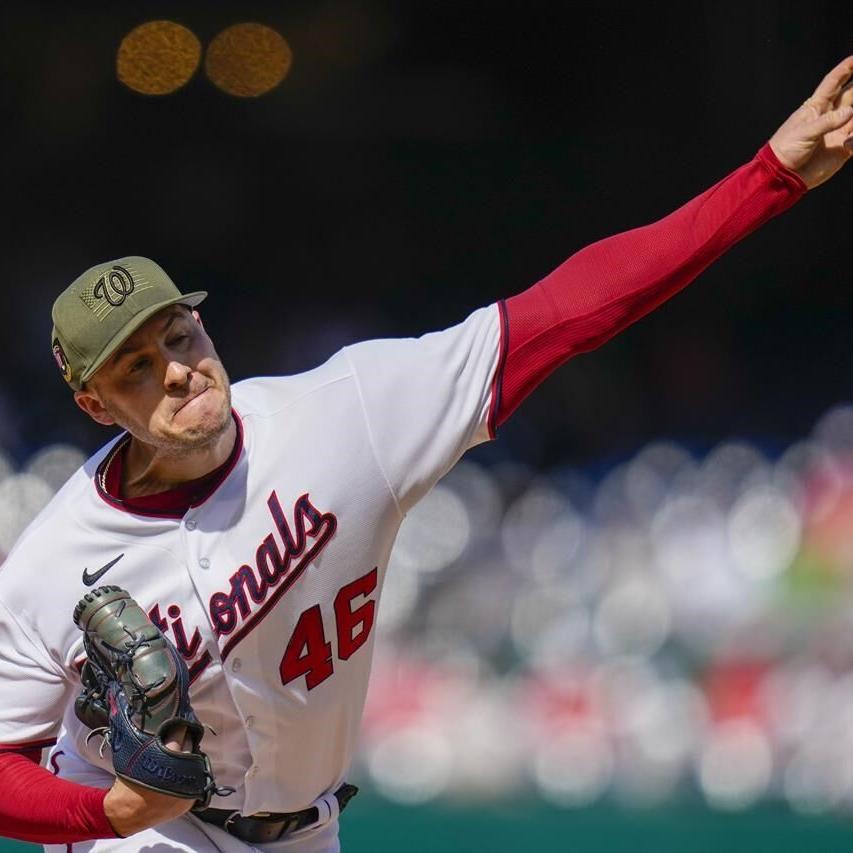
xmin=1 ymin=1 xmax=851 ymax=468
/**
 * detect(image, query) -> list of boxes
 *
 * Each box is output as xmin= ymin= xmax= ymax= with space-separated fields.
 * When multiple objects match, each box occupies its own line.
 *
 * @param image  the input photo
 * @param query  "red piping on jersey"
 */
xmin=492 ymin=143 xmax=806 ymax=428
xmin=487 ymin=300 xmax=508 ymax=440
xmin=94 ymin=410 xmax=244 ymax=518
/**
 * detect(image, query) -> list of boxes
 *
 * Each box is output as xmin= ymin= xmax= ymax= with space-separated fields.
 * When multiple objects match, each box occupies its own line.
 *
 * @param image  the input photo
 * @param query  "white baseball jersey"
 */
xmin=0 ymin=305 xmax=501 ymax=826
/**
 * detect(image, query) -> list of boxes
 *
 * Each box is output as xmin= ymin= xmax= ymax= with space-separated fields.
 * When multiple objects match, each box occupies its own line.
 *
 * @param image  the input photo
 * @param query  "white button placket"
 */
xmin=181 ymin=502 xmax=262 ymax=798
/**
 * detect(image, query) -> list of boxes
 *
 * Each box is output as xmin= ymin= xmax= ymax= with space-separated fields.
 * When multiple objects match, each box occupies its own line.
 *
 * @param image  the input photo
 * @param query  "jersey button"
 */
xmin=249 ymin=765 xmax=259 ymax=777
xmin=231 ymin=658 xmax=242 ymax=672
xmin=185 ymin=520 xmax=197 ymax=531
xmin=245 ymin=715 xmax=255 ymax=729
xmin=199 ymin=557 xmax=210 ymax=569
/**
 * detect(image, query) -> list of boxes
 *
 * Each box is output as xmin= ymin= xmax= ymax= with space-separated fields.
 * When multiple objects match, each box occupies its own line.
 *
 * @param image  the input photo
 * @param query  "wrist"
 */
xmin=758 ymin=142 xmax=809 ymax=194
xmin=102 ymin=784 xmax=133 ymax=837
xmin=103 ymin=776 xmax=194 ymax=837
xmin=103 ymin=778 xmax=164 ymax=838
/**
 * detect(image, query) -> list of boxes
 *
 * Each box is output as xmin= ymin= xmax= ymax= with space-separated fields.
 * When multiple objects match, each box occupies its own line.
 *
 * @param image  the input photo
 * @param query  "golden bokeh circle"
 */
xmin=205 ymin=23 xmax=293 ymax=98
xmin=117 ymin=21 xmax=201 ymax=96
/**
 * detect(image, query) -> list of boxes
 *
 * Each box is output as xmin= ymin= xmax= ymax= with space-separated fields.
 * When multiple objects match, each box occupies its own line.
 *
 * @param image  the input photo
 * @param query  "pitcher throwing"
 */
xmin=0 ymin=56 xmax=851 ymax=852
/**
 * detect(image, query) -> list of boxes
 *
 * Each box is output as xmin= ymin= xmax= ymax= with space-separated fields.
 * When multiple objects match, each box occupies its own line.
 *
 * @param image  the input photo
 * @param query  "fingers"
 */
xmin=805 ymin=103 xmax=853 ymax=140
xmin=810 ymin=55 xmax=853 ymax=106
xmin=838 ymin=80 xmax=853 ymax=109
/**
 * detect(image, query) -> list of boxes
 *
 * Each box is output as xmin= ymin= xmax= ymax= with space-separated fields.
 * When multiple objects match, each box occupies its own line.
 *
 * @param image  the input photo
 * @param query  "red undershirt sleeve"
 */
xmin=493 ymin=143 xmax=807 ymax=427
xmin=0 ymin=751 xmax=118 ymax=843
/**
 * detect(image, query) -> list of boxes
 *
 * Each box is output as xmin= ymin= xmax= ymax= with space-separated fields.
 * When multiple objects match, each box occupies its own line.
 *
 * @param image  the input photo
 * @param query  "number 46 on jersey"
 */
xmin=280 ymin=567 xmax=378 ymax=690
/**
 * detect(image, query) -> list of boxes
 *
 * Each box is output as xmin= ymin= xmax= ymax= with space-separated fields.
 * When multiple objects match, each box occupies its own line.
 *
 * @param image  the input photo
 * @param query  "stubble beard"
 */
xmin=161 ymin=389 xmax=233 ymax=455
xmin=106 ymin=379 xmax=233 ymax=457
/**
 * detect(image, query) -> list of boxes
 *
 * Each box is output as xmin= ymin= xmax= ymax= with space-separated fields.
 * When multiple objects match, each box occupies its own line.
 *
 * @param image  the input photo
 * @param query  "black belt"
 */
xmin=195 ymin=783 xmax=358 ymax=844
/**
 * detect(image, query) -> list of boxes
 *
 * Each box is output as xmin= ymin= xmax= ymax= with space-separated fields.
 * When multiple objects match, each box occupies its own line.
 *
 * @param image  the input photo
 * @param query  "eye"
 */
xmin=168 ymin=333 xmax=190 ymax=347
xmin=129 ymin=358 xmax=150 ymax=374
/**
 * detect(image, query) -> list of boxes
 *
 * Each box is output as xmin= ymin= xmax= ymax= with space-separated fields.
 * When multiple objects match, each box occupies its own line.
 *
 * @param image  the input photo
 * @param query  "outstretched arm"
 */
xmin=492 ymin=57 xmax=853 ymax=429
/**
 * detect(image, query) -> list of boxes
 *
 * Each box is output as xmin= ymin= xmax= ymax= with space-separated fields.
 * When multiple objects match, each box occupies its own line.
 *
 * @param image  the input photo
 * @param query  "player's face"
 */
xmin=75 ymin=305 xmax=232 ymax=452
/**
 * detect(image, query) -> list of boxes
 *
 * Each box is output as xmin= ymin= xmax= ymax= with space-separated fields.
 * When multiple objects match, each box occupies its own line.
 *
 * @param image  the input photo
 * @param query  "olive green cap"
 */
xmin=50 ymin=256 xmax=207 ymax=390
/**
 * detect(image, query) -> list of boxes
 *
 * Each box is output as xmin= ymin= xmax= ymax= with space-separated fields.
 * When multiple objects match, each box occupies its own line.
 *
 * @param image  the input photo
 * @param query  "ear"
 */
xmin=74 ymin=386 xmax=116 ymax=427
xmin=192 ymin=309 xmax=204 ymax=330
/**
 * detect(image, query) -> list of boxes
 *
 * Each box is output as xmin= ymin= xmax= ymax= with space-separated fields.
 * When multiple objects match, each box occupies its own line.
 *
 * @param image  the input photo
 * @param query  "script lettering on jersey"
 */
xmin=209 ymin=491 xmax=337 ymax=661
xmin=148 ymin=602 xmax=212 ymax=684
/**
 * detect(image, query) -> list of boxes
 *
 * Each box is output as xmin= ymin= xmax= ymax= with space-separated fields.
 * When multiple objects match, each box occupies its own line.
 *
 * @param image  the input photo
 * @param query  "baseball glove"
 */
xmin=73 ymin=584 xmax=233 ymax=809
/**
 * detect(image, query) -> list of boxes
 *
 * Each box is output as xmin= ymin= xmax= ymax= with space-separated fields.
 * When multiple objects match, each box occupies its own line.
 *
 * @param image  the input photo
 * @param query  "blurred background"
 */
xmin=3 ymin=1 xmax=853 ymax=850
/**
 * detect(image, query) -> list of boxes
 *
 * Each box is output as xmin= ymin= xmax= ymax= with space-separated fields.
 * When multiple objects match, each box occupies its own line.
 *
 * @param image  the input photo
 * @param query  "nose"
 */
xmin=164 ymin=359 xmax=192 ymax=390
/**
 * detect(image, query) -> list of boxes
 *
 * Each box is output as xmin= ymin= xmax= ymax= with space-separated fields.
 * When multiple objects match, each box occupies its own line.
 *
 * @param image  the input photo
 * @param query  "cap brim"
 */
xmin=80 ymin=291 xmax=208 ymax=383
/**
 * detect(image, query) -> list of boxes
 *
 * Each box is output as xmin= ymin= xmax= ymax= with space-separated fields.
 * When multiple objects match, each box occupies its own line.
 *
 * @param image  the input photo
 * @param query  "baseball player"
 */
xmin=0 ymin=57 xmax=851 ymax=852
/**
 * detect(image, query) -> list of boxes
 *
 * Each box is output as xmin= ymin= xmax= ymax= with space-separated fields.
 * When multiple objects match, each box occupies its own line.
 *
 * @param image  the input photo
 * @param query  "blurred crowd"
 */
xmin=5 ymin=404 xmax=853 ymax=813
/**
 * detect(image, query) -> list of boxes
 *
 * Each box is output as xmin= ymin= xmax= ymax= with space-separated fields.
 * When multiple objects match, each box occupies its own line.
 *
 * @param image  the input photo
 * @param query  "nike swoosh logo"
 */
xmin=82 ymin=554 xmax=125 ymax=587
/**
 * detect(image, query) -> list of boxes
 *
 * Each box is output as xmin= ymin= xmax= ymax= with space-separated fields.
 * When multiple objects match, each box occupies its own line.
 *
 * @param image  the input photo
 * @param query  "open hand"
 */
xmin=769 ymin=56 xmax=853 ymax=189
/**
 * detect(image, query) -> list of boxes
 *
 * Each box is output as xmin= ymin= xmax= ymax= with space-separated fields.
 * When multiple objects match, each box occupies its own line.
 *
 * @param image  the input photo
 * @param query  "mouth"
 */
xmin=174 ymin=386 xmax=211 ymax=416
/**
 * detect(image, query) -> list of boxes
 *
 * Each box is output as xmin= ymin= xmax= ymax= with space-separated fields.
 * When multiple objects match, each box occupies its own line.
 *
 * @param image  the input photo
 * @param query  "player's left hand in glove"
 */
xmin=73 ymin=585 xmax=233 ymax=813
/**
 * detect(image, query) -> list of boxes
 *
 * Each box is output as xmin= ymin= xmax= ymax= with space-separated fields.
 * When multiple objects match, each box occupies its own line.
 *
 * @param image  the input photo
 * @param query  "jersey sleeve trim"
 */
xmin=756 ymin=141 xmax=808 ymax=193
xmin=486 ymin=300 xmax=509 ymax=440
xmin=342 ymin=348 xmax=405 ymax=521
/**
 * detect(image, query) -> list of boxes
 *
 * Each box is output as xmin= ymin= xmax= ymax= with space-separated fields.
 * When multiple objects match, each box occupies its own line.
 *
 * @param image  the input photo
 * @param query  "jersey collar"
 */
xmin=94 ymin=410 xmax=244 ymax=518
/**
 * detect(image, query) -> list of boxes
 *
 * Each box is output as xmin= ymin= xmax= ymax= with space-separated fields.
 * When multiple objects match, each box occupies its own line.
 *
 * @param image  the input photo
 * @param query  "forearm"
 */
xmin=0 ymin=752 xmax=117 ymax=843
xmin=103 ymin=774 xmax=195 ymax=838
xmin=494 ymin=143 xmax=807 ymax=426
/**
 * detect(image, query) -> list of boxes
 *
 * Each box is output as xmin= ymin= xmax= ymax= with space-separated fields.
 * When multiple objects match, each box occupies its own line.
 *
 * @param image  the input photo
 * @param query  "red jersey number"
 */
xmin=335 ymin=568 xmax=377 ymax=660
xmin=279 ymin=604 xmax=333 ymax=690
xmin=279 ymin=567 xmax=378 ymax=690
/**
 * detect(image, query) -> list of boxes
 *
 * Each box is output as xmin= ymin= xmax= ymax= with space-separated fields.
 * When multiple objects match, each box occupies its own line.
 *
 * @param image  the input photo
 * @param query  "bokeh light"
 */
xmin=728 ymin=485 xmax=800 ymax=580
xmin=117 ymin=21 xmax=201 ymax=96
xmin=698 ymin=720 xmax=773 ymax=809
xmin=593 ymin=573 xmax=671 ymax=658
xmin=205 ymin=23 xmax=293 ymax=97
xmin=367 ymin=725 xmax=453 ymax=804
xmin=534 ymin=727 xmax=614 ymax=807
xmin=0 ymin=473 xmax=54 ymax=556
xmin=388 ymin=484 xmax=471 ymax=576
xmin=25 ymin=444 xmax=86 ymax=491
